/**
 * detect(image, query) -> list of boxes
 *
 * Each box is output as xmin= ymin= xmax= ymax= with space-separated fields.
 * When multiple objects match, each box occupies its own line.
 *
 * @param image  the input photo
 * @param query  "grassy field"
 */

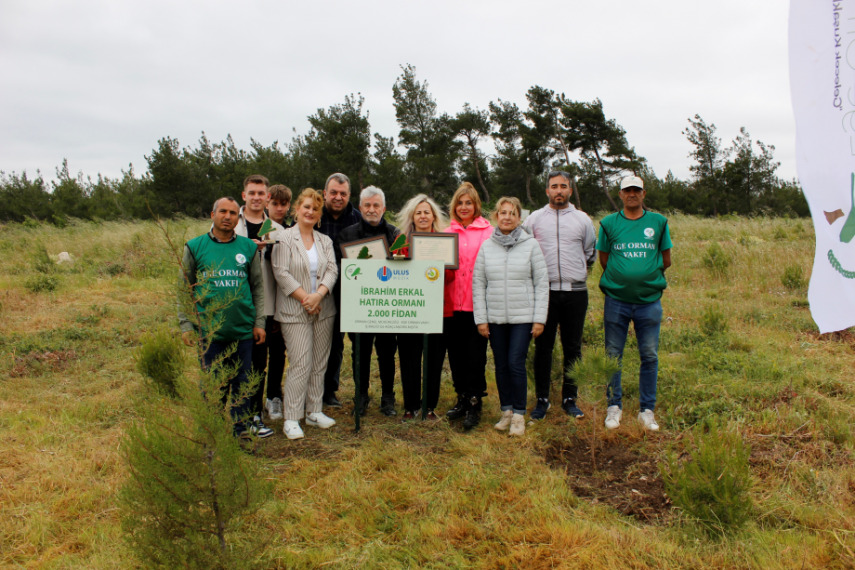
xmin=1 ymin=214 xmax=853 ymax=568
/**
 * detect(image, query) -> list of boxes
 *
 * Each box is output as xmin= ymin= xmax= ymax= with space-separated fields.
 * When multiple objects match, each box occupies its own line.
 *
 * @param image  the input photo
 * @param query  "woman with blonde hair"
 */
xmin=473 ymin=196 xmax=548 ymax=436
xmin=272 ymin=188 xmax=338 ymax=440
xmin=395 ymin=194 xmax=449 ymax=420
xmin=444 ymin=182 xmax=494 ymax=430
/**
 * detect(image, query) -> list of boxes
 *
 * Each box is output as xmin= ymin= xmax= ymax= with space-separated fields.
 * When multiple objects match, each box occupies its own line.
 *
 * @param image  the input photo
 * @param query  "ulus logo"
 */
xmin=376 ymin=266 xmax=409 ymax=281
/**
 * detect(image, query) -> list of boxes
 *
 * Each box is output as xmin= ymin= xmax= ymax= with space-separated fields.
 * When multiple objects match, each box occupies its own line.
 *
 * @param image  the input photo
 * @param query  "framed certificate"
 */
xmin=340 ymin=235 xmax=390 ymax=260
xmin=410 ymin=232 xmax=459 ymax=269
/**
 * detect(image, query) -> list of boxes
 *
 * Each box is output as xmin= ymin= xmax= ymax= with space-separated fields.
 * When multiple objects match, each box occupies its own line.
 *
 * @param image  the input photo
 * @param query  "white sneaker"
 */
xmin=509 ymin=413 xmax=525 ymax=436
xmin=604 ymin=405 xmax=622 ymax=430
xmin=494 ymin=409 xmax=513 ymax=431
xmin=638 ymin=409 xmax=660 ymax=431
xmin=283 ymin=420 xmax=304 ymax=440
xmin=266 ymin=397 xmax=283 ymax=420
xmin=305 ymin=411 xmax=336 ymax=429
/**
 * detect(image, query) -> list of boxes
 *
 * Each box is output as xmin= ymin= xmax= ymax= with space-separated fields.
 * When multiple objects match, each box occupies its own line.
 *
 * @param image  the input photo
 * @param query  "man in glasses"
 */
xmin=597 ymin=175 xmax=672 ymax=432
xmin=523 ymin=170 xmax=596 ymax=420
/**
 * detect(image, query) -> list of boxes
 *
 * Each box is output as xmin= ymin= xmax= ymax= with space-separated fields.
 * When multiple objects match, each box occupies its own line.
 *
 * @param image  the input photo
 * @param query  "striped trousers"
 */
xmin=280 ymin=316 xmax=335 ymax=420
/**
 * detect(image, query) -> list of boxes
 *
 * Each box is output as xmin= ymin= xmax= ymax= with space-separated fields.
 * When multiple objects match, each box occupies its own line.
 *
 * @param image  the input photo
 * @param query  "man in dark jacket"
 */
xmin=318 ymin=173 xmax=362 ymax=408
xmin=336 ymin=186 xmax=401 ymax=417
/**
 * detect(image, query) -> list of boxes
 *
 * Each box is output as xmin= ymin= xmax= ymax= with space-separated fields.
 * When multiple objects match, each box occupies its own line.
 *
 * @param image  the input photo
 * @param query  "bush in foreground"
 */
xmin=662 ymin=419 xmax=753 ymax=536
xmin=119 ymin=365 xmax=269 ymax=569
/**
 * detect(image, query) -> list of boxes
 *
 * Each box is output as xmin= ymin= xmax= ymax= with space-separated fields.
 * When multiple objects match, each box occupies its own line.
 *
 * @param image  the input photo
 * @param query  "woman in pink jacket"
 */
xmin=444 ymin=182 xmax=494 ymax=430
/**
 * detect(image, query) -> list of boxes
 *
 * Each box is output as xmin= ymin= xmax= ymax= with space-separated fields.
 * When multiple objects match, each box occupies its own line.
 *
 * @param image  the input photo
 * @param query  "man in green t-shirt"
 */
xmin=596 ymin=176 xmax=672 ymax=432
xmin=178 ymin=196 xmax=269 ymax=439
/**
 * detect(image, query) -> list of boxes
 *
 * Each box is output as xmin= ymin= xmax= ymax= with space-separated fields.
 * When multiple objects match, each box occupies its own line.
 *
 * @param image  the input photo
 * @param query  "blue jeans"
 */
xmin=603 ymin=296 xmax=662 ymax=412
xmin=202 ymin=338 xmax=254 ymax=432
xmin=489 ymin=323 xmax=532 ymax=415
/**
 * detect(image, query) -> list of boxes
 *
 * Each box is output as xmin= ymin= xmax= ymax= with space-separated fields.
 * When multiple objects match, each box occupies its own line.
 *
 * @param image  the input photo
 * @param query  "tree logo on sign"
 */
xmin=825 ymin=173 xmax=855 ymax=279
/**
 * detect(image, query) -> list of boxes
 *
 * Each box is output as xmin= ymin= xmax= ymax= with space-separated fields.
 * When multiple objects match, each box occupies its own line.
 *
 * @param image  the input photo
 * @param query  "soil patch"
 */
xmin=806 ymin=329 xmax=855 ymax=349
xmin=543 ymin=435 xmax=672 ymax=523
xmin=254 ymin=436 xmax=346 ymax=463
xmin=10 ymin=349 xmax=77 ymax=378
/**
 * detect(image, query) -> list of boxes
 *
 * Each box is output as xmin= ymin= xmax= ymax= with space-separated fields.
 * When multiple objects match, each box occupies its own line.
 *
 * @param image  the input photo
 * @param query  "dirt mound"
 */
xmin=543 ymin=436 xmax=672 ymax=523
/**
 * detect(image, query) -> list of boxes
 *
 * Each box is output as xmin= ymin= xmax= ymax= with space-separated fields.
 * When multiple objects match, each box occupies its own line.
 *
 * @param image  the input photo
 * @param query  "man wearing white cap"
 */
xmin=596 ymin=175 xmax=672 ymax=431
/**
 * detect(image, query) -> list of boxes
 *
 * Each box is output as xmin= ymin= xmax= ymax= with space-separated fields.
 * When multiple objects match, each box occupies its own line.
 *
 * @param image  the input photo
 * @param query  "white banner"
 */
xmin=790 ymin=0 xmax=855 ymax=333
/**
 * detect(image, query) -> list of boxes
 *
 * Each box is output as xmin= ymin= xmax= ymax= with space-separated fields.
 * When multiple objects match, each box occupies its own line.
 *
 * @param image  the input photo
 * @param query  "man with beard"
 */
xmin=523 ymin=170 xmax=596 ymax=420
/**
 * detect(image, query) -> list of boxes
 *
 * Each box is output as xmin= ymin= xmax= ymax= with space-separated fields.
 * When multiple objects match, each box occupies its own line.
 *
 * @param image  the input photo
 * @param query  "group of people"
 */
xmin=178 ymin=169 xmax=672 ymax=440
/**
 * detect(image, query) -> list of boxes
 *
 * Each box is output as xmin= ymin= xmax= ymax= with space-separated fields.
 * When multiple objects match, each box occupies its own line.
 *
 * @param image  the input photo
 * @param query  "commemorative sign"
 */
xmin=340 ymin=259 xmax=444 ymax=334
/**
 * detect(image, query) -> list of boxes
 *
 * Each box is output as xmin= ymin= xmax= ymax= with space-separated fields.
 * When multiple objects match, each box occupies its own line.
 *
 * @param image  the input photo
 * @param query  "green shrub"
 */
xmin=101 ymin=261 xmax=127 ymax=277
xmin=25 ymin=274 xmax=59 ymax=293
xmin=701 ymin=305 xmax=728 ymax=337
xmin=32 ymin=243 xmax=55 ymax=274
xmin=569 ymin=346 xmax=621 ymax=385
xmin=702 ymin=242 xmax=731 ymax=275
xmin=662 ymin=419 xmax=753 ymax=535
xmin=135 ymin=330 xmax=185 ymax=397
xmin=120 ymin=369 xmax=269 ymax=568
xmin=781 ymin=264 xmax=805 ymax=291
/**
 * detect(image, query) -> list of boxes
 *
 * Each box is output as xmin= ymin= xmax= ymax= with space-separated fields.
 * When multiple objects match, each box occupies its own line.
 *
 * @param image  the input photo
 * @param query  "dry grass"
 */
xmin=0 ymin=215 xmax=853 ymax=568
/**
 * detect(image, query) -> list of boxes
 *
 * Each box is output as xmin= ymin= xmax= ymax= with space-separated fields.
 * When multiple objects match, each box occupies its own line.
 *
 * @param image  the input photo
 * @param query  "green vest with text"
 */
xmin=186 ymin=234 xmax=258 ymax=342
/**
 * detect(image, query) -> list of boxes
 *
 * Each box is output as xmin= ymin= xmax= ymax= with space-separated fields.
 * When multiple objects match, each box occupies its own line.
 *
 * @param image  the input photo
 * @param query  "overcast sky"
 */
xmin=0 ymin=0 xmax=795 ymax=186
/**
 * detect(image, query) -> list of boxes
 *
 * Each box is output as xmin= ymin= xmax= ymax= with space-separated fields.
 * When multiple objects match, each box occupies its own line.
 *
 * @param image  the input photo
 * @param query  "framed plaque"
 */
xmin=410 ymin=232 xmax=459 ymax=269
xmin=340 ymin=235 xmax=390 ymax=260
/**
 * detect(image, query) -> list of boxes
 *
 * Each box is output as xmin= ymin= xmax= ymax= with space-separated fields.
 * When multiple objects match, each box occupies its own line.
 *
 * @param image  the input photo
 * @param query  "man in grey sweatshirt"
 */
xmin=522 ymin=170 xmax=596 ymax=419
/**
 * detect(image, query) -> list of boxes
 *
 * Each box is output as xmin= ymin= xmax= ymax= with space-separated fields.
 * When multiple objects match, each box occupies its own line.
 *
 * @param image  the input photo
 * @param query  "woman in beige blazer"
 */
xmin=272 ymin=189 xmax=339 ymax=440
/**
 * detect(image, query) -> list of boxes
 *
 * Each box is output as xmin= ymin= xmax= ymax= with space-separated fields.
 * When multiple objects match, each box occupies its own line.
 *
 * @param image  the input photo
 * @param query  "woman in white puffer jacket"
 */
xmin=473 ymin=196 xmax=549 ymax=436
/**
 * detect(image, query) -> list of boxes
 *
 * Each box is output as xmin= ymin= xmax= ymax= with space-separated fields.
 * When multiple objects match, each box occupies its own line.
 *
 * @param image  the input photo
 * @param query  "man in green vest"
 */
xmin=178 ymin=196 xmax=270 ymax=438
xmin=597 ymin=176 xmax=672 ymax=432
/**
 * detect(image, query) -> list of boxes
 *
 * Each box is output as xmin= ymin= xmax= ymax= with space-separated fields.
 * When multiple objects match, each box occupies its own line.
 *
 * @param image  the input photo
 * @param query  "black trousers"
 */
xmin=445 ymin=311 xmax=487 ymax=398
xmin=323 ymin=308 xmax=344 ymax=398
xmin=265 ymin=318 xmax=285 ymax=400
xmin=533 ymin=289 xmax=588 ymax=401
xmin=250 ymin=316 xmax=285 ymax=414
xmin=351 ymin=332 xmax=397 ymax=398
xmin=398 ymin=332 xmax=446 ymax=411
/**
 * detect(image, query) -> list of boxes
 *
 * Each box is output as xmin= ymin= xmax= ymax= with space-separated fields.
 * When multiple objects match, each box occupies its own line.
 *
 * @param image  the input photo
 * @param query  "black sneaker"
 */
xmin=530 ymin=398 xmax=550 ymax=420
xmin=323 ymin=394 xmax=343 ymax=408
xmin=250 ymin=415 xmax=274 ymax=438
xmin=562 ymin=398 xmax=584 ymax=418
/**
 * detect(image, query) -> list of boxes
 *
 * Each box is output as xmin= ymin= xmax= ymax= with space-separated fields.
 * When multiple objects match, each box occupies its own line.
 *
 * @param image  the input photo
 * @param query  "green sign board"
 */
xmin=340 ymin=259 xmax=444 ymax=334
